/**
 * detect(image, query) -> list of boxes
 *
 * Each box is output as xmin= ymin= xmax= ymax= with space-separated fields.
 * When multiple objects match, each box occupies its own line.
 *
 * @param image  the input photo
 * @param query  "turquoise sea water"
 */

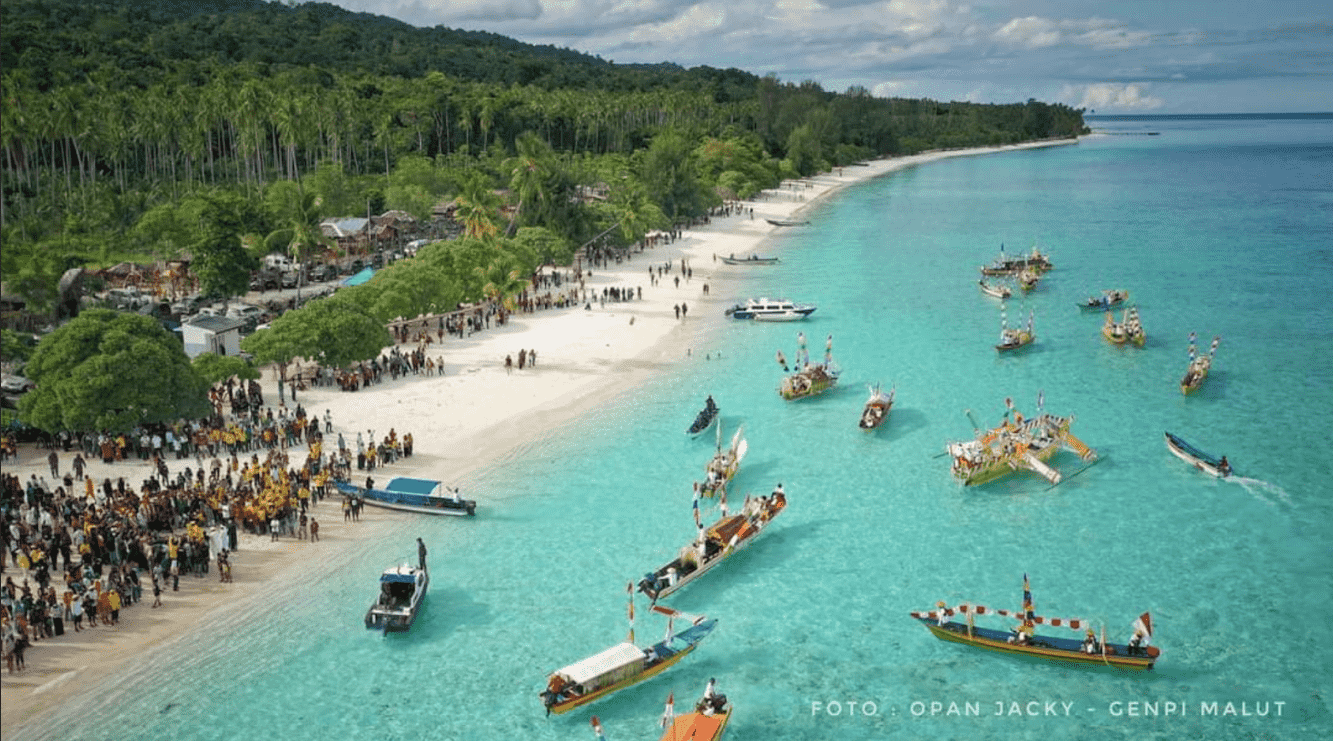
xmin=20 ymin=114 xmax=1333 ymax=741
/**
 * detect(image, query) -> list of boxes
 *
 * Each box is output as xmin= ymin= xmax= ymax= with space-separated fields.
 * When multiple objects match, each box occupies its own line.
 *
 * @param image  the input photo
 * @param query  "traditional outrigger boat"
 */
xmin=700 ymin=424 xmax=747 ymax=498
xmin=1078 ymin=289 xmax=1129 ymax=311
xmin=725 ymin=297 xmax=817 ymax=321
xmin=978 ymin=279 xmax=1012 ymax=299
xmin=589 ymin=681 xmax=732 ymax=741
xmin=687 ymin=396 xmax=719 ymax=437
xmin=777 ymin=333 xmax=840 ymax=400
xmin=335 ymin=476 xmax=476 ymax=516
xmin=1181 ymin=332 xmax=1220 ymax=394
xmin=719 ymin=253 xmax=780 ymax=265
xmin=1102 ymin=306 xmax=1145 ymax=346
xmin=980 ymin=244 xmax=1053 ymax=276
xmin=638 ymin=485 xmax=786 ymax=601
xmin=1164 ymin=431 xmax=1233 ymax=478
xmin=995 ymin=305 xmax=1035 ymax=352
xmin=365 ymin=561 xmax=428 ymax=634
xmin=910 ymin=574 xmax=1160 ymax=670
xmin=946 ymin=397 xmax=1097 ymax=486
xmin=858 ymin=384 xmax=895 ymax=431
xmin=541 ymin=589 xmax=717 ymax=716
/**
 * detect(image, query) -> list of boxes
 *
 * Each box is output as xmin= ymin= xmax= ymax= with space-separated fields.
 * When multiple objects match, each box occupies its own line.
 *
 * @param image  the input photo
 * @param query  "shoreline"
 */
xmin=1 ymin=138 xmax=1077 ymax=737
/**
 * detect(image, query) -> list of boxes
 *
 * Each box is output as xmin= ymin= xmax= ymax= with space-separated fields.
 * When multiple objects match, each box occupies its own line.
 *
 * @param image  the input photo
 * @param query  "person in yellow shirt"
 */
xmin=108 ymin=589 xmax=121 ymax=625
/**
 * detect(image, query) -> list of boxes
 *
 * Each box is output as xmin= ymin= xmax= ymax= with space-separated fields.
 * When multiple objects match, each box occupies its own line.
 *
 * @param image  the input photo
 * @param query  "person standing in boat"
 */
xmin=1082 ymin=629 xmax=1099 ymax=654
xmin=936 ymin=601 xmax=949 ymax=627
xmin=417 ymin=538 xmax=428 ymax=572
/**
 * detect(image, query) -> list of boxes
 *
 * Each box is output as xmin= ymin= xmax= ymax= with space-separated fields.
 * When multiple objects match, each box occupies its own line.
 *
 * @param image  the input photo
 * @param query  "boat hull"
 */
xmin=659 ymin=709 xmax=730 ymax=741
xmin=639 ymin=499 xmax=786 ymax=601
xmin=995 ymin=333 xmax=1034 ymax=352
xmin=335 ymin=482 xmax=476 ymax=516
xmin=953 ymin=441 xmax=1060 ymax=486
xmin=1164 ymin=432 xmax=1231 ymax=477
xmin=720 ymin=256 xmax=779 ymax=265
xmin=914 ymin=618 xmax=1158 ymax=670
xmin=752 ymin=310 xmax=814 ymax=322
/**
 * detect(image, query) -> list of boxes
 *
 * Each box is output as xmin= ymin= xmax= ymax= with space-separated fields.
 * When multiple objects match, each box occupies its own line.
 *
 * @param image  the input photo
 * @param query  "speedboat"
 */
xmin=365 ymin=562 xmax=428 ymax=633
xmin=725 ymin=297 xmax=816 ymax=321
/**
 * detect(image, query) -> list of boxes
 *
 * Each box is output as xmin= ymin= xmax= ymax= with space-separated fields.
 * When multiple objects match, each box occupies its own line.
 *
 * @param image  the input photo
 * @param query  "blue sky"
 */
xmin=326 ymin=1 xmax=1331 ymax=113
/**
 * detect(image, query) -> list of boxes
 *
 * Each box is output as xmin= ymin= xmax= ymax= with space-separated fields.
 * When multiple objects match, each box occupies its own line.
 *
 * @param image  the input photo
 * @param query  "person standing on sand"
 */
xmin=152 ymin=576 xmax=162 ymax=608
xmin=310 ymin=518 xmax=319 ymax=542
xmin=529 ymin=349 xmax=537 ymax=367
xmin=505 ymin=355 xmax=513 ymax=375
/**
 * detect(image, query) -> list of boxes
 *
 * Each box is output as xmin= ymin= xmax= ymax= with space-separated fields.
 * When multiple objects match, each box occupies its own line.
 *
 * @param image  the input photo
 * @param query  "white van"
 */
xmin=263 ymin=254 xmax=293 ymax=271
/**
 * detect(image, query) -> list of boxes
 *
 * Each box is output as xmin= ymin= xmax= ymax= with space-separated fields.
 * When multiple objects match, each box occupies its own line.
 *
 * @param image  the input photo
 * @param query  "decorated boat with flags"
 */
xmin=1079 ymin=289 xmax=1129 ymax=311
xmin=1102 ymin=306 xmax=1145 ymax=346
xmin=980 ymin=244 xmax=1053 ymax=276
xmin=946 ymin=396 xmax=1098 ymax=487
xmin=1181 ymin=332 xmax=1220 ymax=394
xmin=978 ymin=279 xmax=1012 ymax=299
xmin=1164 ymin=431 xmax=1233 ymax=478
xmin=910 ymin=574 xmax=1160 ymax=670
xmin=995 ymin=305 xmax=1036 ymax=352
xmin=778 ymin=333 xmax=840 ymax=400
xmin=1018 ymin=267 xmax=1041 ymax=292
xmin=858 ymin=384 xmax=895 ymax=431
xmin=638 ymin=484 xmax=786 ymax=601
xmin=541 ymin=588 xmax=717 ymax=716
xmin=699 ymin=424 xmax=747 ymax=498
xmin=365 ymin=561 xmax=428 ymax=634
xmin=687 ymin=396 xmax=719 ymax=437
xmin=719 ymin=253 xmax=780 ymax=265
xmin=588 ymin=681 xmax=731 ymax=741
xmin=334 ymin=476 xmax=476 ymax=516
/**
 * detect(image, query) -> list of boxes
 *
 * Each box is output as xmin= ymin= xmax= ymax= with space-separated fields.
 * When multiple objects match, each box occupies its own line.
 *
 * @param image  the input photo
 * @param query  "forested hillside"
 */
xmin=1 ymin=0 xmax=1088 ymax=319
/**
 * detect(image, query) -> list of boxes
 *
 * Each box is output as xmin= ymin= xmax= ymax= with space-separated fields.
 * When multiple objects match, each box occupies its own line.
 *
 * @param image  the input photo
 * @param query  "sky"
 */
xmin=320 ymin=0 xmax=1332 ymax=114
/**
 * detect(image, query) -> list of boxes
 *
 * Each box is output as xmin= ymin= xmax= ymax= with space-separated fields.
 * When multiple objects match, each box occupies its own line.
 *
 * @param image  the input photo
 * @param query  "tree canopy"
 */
xmin=17 ymin=309 xmax=210 ymax=432
xmin=241 ymin=293 xmax=392 ymax=370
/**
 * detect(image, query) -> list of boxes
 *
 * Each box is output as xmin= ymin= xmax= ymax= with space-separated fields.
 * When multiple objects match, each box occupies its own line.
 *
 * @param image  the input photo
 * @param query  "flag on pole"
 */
xmin=626 ymin=581 xmax=635 ymax=643
xmin=1133 ymin=612 xmax=1153 ymax=641
xmin=660 ymin=693 xmax=675 ymax=729
xmin=1022 ymin=573 xmax=1035 ymax=627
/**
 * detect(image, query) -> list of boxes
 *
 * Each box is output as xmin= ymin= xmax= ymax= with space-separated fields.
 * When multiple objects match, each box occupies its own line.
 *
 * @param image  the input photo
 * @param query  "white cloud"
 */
xmin=994 ymin=16 xmax=1061 ymax=49
xmin=1061 ymin=83 xmax=1164 ymax=111
xmin=993 ymin=15 xmax=1152 ymax=50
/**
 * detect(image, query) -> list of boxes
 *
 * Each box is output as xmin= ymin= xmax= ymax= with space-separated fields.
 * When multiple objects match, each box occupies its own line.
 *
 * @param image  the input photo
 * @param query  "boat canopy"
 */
xmin=552 ymin=642 xmax=645 ymax=686
xmin=384 ymin=477 xmax=441 ymax=497
xmin=380 ymin=564 xmax=419 ymax=584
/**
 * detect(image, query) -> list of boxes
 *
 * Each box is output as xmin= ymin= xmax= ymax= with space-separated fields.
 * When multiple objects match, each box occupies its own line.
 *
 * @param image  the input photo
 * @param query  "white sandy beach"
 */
xmin=0 ymin=138 xmax=1075 ymax=736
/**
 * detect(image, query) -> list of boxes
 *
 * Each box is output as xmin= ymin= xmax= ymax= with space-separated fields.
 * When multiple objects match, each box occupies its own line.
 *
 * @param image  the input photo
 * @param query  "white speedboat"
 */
xmin=725 ymin=297 xmax=816 ymax=321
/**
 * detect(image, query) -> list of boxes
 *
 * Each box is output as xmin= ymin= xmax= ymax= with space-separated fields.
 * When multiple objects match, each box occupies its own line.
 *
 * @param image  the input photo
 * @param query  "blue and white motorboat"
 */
xmin=365 ymin=562 xmax=428 ymax=633
xmin=724 ymin=297 xmax=817 ymax=321
xmin=335 ymin=476 xmax=476 ymax=516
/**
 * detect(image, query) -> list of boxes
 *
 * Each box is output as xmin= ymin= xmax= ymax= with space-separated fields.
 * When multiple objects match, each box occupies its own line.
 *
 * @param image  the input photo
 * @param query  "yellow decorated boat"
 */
xmin=1181 ymin=332 xmax=1219 ymax=394
xmin=1102 ymin=306 xmax=1145 ymax=346
xmin=947 ymin=397 xmax=1097 ymax=486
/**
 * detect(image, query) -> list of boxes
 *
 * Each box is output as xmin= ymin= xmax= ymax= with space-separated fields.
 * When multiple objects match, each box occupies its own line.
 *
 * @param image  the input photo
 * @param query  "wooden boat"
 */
xmin=778 ymin=333 xmax=840 ymax=400
xmin=1078 ymin=289 xmax=1129 ymax=311
xmin=334 ymin=476 xmax=476 ymax=516
xmin=995 ymin=306 xmax=1035 ymax=352
xmin=541 ymin=593 xmax=717 ymax=716
xmin=1164 ymin=431 xmax=1233 ymax=478
xmin=589 ymin=682 xmax=732 ymax=741
xmin=980 ymin=244 xmax=1053 ymax=276
xmin=766 ymin=218 xmax=810 ymax=227
xmin=910 ymin=575 xmax=1160 ymax=670
xmin=657 ymin=681 xmax=732 ymax=741
xmin=365 ymin=561 xmax=428 ymax=633
xmin=687 ymin=396 xmax=719 ymax=437
xmin=700 ymin=424 xmax=747 ymax=498
xmin=1102 ymin=306 xmax=1145 ymax=346
xmin=947 ymin=397 xmax=1097 ymax=486
xmin=858 ymin=384 xmax=895 ymax=430
xmin=978 ymin=279 xmax=1012 ymax=299
xmin=1181 ymin=333 xmax=1219 ymax=394
xmin=638 ymin=485 xmax=786 ymax=601
xmin=725 ymin=297 xmax=817 ymax=321
xmin=719 ymin=253 xmax=780 ymax=265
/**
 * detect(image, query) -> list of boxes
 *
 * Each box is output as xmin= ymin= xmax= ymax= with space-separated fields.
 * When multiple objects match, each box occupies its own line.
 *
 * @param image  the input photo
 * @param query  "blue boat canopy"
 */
xmin=381 ymin=572 xmax=418 ymax=584
xmin=342 ymin=267 xmax=375 ymax=287
xmin=385 ymin=477 xmax=441 ymax=496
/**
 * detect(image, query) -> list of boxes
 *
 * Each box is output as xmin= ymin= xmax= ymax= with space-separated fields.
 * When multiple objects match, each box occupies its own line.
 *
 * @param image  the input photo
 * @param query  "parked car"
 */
xmin=250 ymin=268 xmax=282 ymax=291
xmin=308 ymin=263 xmax=335 ymax=282
xmin=106 ymin=287 xmax=149 ymax=310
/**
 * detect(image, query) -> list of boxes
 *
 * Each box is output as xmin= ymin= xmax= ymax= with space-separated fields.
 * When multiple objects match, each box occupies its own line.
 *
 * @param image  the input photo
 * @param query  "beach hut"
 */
xmin=181 ymin=316 xmax=246 ymax=359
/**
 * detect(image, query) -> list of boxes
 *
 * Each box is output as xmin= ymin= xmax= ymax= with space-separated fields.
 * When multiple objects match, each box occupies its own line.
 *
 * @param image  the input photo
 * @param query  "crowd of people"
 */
xmin=0 ymin=384 xmax=421 ymax=676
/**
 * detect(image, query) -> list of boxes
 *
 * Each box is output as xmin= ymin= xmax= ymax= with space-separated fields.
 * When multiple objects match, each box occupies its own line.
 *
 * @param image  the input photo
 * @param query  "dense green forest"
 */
xmin=1 ymin=0 xmax=1088 ymax=317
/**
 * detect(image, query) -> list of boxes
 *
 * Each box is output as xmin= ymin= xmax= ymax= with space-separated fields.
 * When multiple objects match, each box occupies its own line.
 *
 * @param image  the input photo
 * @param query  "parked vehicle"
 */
xmin=106 ymin=287 xmax=149 ymax=310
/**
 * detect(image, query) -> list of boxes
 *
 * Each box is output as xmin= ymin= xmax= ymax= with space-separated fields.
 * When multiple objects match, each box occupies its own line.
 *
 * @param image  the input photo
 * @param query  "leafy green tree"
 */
xmin=242 ymin=294 xmax=391 ymax=370
xmin=192 ymin=352 xmax=260 ymax=385
xmin=193 ymin=192 xmax=263 ymax=300
xmin=453 ymin=171 xmax=503 ymax=240
xmin=1 ymin=329 xmax=37 ymax=367
xmin=17 ymin=309 xmax=210 ymax=432
xmin=636 ymin=131 xmax=713 ymax=223
xmin=512 ymin=226 xmax=574 ymax=266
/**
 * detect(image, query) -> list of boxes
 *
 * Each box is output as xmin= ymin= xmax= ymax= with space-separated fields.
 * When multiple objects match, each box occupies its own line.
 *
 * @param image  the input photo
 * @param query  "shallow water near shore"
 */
xmin=19 ymin=115 xmax=1333 ymax=740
